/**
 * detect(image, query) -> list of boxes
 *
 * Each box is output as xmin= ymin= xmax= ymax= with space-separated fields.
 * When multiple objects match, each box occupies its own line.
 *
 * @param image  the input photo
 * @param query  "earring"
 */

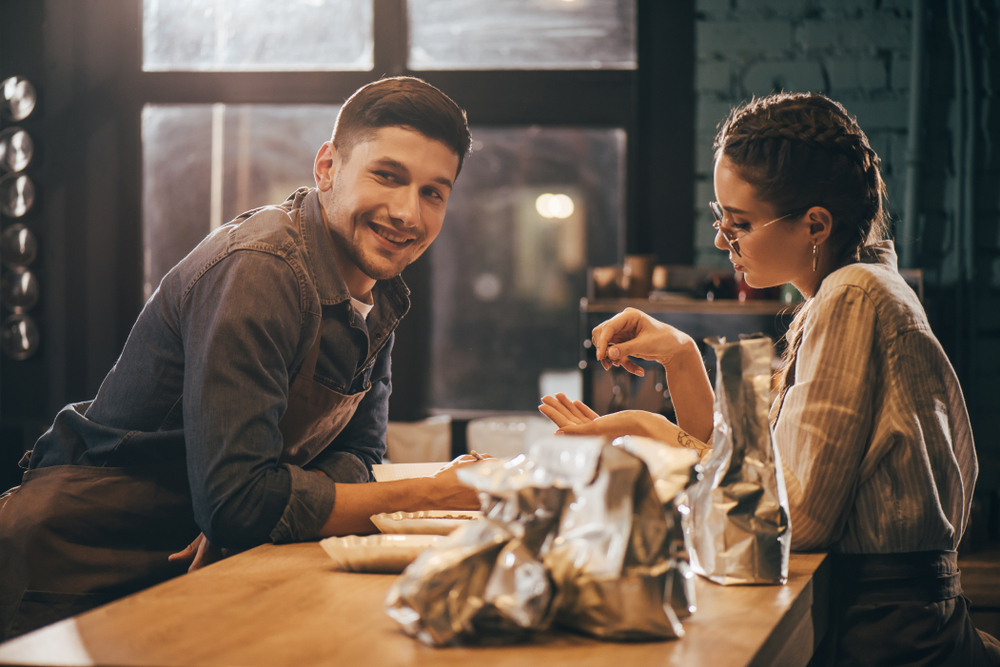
xmin=812 ymin=243 xmax=819 ymax=272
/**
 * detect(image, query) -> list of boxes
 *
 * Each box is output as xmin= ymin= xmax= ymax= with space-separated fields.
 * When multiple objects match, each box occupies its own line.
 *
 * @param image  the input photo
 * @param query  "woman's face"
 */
xmin=712 ymin=155 xmax=815 ymax=292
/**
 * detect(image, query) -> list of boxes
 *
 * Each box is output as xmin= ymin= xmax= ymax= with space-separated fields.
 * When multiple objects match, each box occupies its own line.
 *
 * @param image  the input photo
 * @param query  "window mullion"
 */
xmin=373 ymin=0 xmax=408 ymax=76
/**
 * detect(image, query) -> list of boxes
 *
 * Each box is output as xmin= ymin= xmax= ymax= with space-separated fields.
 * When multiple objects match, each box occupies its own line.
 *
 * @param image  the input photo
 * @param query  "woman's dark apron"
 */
xmin=0 ymin=332 xmax=366 ymax=640
xmin=810 ymin=550 xmax=1000 ymax=667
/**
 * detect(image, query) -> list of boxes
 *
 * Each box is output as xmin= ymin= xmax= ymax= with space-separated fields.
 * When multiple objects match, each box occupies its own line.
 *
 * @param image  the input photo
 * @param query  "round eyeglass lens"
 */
xmin=0 ymin=173 xmax=35 ymax=217
xmin=1 ymin=312 xmax=39 ymax=360
xmin=1 ymin=224 xmax=37 ymax=266
xmin=1 ymin=77 xmax=37 ymax=122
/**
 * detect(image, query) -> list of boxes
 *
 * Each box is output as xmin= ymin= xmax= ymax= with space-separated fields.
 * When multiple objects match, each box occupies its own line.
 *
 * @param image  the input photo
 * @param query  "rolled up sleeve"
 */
xmin=181 ymin=248 xmax=314 ymax=549
xmin=269 ymin=464 xmax=338 ymax=543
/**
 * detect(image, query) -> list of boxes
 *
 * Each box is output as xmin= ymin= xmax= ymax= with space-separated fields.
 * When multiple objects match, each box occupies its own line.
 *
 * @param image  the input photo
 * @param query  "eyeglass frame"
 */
xmin=709 ymin=201 xmax=811 ymax=258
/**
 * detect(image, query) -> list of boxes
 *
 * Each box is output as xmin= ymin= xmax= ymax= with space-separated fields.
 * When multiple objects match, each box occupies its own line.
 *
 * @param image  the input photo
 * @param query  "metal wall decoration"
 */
xmin=0 ymin=76 xmax=39 ymax=361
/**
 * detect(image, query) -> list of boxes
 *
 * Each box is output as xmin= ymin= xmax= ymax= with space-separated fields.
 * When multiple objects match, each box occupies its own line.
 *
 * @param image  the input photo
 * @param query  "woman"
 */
xmin=540 ymin=93 xmax=1000 ymax=666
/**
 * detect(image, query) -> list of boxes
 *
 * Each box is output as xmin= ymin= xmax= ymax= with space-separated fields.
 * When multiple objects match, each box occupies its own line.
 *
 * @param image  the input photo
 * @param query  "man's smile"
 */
xmin=368 ymin=219 xmax=416 ymax=247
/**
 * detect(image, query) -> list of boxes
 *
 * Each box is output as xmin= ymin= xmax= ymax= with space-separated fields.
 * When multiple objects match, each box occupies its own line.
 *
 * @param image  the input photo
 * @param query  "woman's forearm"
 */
xmin=629 ymin=411 xmax=712 ymax=456
xmin=661 ymin=338 xmax=715 ymax=443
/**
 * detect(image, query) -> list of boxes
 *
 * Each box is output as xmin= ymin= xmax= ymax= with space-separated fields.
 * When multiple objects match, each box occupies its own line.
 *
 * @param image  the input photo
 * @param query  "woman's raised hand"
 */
xmin=592 ymin=308 xmax=696 ymax=376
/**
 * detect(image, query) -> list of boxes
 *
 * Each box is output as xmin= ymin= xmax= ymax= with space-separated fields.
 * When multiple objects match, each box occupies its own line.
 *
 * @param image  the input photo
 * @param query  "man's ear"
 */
xmin=805 ymin=206 xmax=834 ymax=246
xmin=314 ymin=141 xmax=337 ymax=191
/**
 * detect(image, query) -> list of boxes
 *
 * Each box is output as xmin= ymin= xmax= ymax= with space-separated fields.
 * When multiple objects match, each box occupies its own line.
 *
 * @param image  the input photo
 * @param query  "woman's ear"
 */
xmin=313 ymin=141 xmax=338 ymax=191
xmin=805 ymin=206 xmax=834 ymax=246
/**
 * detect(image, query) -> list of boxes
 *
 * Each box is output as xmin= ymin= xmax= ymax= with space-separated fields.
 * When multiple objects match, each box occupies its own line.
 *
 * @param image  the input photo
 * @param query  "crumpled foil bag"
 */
xmin=685 ymin=336 xmax=791 ymax=585
xmin=385 ymin=436 xmax=700 ymax=646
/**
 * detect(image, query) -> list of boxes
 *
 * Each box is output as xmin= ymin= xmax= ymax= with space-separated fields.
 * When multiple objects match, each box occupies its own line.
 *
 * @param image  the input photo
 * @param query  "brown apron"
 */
xmin=0 ymin=331 xmax=368 ymax=640
xmin=810 ymin=551 xmax=1000 ymax=667
xmin=278 ymin=328 xmax=367 ymax=467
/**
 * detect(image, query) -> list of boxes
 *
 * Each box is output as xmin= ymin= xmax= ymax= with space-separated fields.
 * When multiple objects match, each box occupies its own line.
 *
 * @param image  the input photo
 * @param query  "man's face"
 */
xmin=315 ymin=126 xmax=459 ymax=283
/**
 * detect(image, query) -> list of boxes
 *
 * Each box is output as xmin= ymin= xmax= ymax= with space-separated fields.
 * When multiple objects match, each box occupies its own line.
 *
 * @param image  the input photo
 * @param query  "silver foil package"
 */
xmin=685 ymin=336 xmax=791 ymax=585
xmin=385 ymin=436 xmax=700 ymax=646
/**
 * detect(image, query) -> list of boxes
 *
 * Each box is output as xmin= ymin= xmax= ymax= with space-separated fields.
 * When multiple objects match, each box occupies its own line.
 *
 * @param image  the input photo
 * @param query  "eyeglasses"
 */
xmin=709 ymin=201 xmax=807 ymax=258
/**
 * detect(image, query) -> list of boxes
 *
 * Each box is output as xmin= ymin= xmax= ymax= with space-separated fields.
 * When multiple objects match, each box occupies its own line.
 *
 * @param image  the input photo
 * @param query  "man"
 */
xmin=0 ymin=76 xmax=478 ymax=639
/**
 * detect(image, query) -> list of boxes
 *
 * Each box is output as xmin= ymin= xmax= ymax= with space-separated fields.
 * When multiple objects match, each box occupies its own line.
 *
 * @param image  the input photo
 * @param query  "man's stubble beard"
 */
xmin=324 ymin=189 xmax=419 ymax=282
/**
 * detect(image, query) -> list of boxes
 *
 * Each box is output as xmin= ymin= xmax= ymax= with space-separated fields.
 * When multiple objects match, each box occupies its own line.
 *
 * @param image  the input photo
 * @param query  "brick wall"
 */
xmin=690 ymin=0 xmax=1000 ymax=502
xmin=692 ymin=0 xmax=914 ymax=265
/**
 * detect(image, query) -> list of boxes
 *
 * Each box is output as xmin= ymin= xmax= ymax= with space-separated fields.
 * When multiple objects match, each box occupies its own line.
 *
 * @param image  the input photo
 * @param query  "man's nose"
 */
xmin=388 ymin=185 xmax=420 ymax=227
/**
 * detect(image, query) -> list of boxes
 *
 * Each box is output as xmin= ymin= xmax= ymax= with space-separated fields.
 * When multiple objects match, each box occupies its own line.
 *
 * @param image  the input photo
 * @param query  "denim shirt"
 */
xmin=29 ymin=188 xmax=410 ymax=549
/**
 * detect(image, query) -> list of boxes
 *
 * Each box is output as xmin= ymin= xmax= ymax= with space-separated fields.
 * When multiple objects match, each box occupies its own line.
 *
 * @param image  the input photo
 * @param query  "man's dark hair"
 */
xmin=333 ymin=76 xmax=472 ymax=176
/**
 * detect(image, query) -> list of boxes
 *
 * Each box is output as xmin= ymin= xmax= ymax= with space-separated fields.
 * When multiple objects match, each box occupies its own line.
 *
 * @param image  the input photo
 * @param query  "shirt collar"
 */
xmin=858 ymin=240 xmax=898 ymax=270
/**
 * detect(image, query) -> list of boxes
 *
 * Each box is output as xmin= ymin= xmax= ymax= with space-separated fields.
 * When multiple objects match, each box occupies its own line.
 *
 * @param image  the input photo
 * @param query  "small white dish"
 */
xmin=369 ymin=510 xmax=483 ymax=535
xmin=319 ymin=534 xmax=440 ymax=573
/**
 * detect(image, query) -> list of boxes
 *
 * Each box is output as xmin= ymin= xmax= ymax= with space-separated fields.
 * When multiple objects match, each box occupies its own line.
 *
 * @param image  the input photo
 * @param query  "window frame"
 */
xmin=0 ymin=0 xmax=694 ymax=422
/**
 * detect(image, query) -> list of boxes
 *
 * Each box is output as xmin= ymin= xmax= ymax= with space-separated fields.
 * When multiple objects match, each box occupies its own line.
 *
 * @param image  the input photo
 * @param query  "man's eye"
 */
xmin=375 ymin=171 xmax=398 ymax=182
xmin=423 ymin=188 xmax=443 ymax=201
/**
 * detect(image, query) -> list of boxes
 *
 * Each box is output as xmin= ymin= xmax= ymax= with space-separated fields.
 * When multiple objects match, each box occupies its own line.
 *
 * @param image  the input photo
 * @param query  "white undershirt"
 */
xmin=350 ymin=296 xmax=374 ymax=320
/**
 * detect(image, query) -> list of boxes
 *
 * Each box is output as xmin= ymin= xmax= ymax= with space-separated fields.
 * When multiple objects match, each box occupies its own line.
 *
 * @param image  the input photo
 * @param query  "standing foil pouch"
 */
xmin=685 ymin=336 xmax=790 ymax=585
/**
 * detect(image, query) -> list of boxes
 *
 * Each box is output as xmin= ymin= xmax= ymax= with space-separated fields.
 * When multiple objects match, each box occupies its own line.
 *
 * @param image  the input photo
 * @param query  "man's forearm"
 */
xmin=318 ymin=475 xmax=475 ymax=538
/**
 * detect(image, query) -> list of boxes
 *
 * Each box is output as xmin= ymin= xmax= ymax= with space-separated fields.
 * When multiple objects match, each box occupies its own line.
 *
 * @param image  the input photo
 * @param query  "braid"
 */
xmin=715 ymin=93 xmax=888 ymax=263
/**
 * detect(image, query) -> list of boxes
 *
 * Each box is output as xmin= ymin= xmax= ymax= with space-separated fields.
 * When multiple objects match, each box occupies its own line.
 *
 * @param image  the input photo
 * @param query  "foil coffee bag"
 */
xmin=385 ymin=436 xmax=699 ymax=646
xmin=685 ymin=336 xmax=791 ymax=585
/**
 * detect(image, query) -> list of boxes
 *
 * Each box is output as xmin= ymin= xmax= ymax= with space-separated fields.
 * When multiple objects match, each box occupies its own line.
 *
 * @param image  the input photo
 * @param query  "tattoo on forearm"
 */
xmin=677 ymin=430 xmax=711 ymax=454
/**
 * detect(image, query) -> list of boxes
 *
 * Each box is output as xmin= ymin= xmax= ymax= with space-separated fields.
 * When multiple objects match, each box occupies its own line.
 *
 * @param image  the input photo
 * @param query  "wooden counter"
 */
xmin=0 ymin=545 xmax=829 ymax=667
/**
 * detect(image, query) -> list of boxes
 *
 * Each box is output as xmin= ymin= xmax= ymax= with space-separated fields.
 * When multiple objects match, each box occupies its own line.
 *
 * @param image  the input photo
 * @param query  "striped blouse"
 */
xmin=770 ymin=241 xmax=978 ymax=554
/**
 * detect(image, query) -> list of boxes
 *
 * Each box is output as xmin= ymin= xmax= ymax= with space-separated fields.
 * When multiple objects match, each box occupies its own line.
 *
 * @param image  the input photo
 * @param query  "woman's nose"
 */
xmin=713 ymin=227 xmax=729 ymax=252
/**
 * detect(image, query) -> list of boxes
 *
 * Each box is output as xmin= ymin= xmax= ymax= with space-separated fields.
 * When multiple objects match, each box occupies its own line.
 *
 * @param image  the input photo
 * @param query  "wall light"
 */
xmin=535 ymin=192 xmax=575 ymax=219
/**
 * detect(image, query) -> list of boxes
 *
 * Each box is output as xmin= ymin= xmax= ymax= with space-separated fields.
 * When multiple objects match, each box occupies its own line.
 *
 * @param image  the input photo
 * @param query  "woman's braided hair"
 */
xmin=714 ymin=93 xmax=889 ymax=264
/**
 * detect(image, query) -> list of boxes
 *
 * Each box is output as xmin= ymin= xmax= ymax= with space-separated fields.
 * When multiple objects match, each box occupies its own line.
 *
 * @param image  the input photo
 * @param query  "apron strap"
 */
xmin=296 ymin=329 xmax=323 ymax=383
xmin=833 ymin=550 xmax=963 ymax=605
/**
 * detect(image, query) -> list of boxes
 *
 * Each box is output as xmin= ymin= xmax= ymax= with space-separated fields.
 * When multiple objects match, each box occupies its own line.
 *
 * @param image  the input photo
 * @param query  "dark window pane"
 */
xmin=409 ymin=0 xmax=636 ymax=71
xmin=429 ymin=127 xmax=626 ymax=411
xmin=142 ymin=104 xmax=339 ymax=297
xmin=143 ymin=0 xmax=373 ymax=71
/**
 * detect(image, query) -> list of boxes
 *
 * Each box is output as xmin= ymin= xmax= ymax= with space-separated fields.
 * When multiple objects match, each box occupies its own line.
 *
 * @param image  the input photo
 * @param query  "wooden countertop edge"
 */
xmin=748 ymin=552 xmax=831 ymax=667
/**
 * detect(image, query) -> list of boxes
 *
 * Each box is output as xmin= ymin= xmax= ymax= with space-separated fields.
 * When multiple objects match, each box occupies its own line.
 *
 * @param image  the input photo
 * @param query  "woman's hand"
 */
xmin=538 ymin=392 xmax=600 ymax=431
xmin=538 ymin=393 xmax=671 ymax=440
xmin=539 ymin=393 xmax=711 ymax=455
xmin=589 ymin=309 xmax=716 ymax=443
xmin=592 ymin=308 xmax=698 ymax=376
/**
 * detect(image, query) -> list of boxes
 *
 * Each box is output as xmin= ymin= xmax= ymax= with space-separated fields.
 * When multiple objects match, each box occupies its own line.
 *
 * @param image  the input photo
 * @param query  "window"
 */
xmin=136 ymin=0 xmax=651 ymax=417
xmin=430 ymin=127 xmax=625 ymax=411
xmin=408 ymin=0 xmax=636 ymax=70
xmin=142 ymin=104 xmax=340 ymax=297
xmin=142 ymin=0 xmax=373 ymax=71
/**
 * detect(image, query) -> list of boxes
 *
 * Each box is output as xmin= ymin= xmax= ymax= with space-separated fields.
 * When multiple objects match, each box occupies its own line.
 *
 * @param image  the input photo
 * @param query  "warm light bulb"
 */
xmin=535 ymin=193 xmax=575 ymax=219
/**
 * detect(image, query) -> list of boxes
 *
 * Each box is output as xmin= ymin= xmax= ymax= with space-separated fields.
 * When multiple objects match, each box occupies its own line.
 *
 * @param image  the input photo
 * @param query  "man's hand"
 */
xmin=429 ymin=453 xmax=491 ymax=510
xmin=168 ymin=533 xmax=227 ymax=573
xmin=318 ymin=454 xmax=491 ymax=538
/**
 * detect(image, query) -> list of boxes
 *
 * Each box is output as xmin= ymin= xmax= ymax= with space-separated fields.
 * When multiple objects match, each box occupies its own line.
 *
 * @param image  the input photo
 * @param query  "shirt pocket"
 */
xmin=352 ymin=358 xmax=377 ymax=393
